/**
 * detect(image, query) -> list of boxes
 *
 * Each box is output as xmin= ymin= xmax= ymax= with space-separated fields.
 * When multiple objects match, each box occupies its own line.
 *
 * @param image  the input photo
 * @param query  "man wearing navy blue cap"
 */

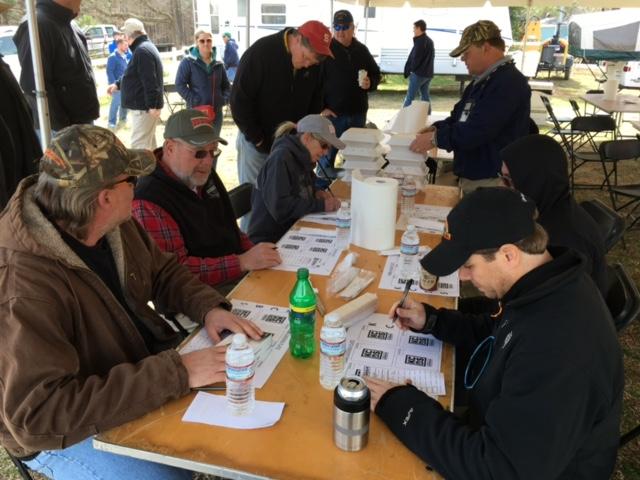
xmin=368 ymin=187 xmax=622 ymax=480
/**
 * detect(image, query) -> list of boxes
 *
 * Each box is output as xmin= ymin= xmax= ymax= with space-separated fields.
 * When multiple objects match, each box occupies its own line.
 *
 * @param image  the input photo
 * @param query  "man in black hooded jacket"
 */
xmin=500 ymin=134 xmax=607 ymax=294
xmin=369 ymin=187 xmax=622 ymax=480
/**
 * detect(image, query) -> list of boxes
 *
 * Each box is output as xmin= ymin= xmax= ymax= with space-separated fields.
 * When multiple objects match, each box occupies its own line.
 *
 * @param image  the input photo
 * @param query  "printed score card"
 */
xmin=272 ymin=227 xmax=343 ymax=276
xmin=345 ymin=313 xmax=445 ymax=397
xmin=179 ymin=299 xmax=290 ymax=389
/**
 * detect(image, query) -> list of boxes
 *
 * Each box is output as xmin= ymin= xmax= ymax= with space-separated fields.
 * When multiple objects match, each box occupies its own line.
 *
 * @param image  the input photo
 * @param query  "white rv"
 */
xmin=196 ymin=0 xmax=512 ymax=76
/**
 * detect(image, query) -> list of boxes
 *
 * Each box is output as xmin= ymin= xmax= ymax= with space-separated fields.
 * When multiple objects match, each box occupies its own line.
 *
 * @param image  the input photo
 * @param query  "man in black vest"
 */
xmin=133 ymin=109 xmax=281 ymax=291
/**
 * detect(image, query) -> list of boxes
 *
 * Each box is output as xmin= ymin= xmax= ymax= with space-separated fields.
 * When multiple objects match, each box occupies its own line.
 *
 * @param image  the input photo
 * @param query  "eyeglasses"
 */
xmin=110 ymin=176 xmax=138 ymax=188
xmin=312 ymin=135 xmax=330 ymax=150
xmin=198 ymin=38 xmax=213 ymax=43
xmin=333 ymin=24 xmax=351 ymax=31
xmin=498 ymin=171 xmax=513 ymax=188
xmin=192 ymin=148 xmax=221 ymax=159
xmin=464 ymin=335 xmax=495 ymax=390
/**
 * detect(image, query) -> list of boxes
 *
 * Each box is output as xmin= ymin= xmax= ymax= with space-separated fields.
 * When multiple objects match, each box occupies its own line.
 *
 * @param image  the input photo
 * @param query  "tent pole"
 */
xmin=246 ymin=0 xmax=251 ymax=49
xmin=25 ymin=0 xmax=51 ymax=150
xmin=364 ymin=0 xmax=369 ymax=45
xmin=520 ymin=0 xmax=532 ymax=73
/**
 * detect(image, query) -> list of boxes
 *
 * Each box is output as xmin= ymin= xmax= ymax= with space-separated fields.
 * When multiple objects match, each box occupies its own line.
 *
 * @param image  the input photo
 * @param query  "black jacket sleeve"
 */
xmin=230 ymin=48 xmax=265 ymax=145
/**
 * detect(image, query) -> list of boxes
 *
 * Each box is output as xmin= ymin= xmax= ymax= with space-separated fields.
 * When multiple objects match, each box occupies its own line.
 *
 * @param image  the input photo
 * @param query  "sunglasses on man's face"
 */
xmin=192 ymin=148 xmax=221 ymax=159
xmin=333 ymin=24 xmax=351 ymax=31
xmin=110 ymin=176 xmax=138 ymax=188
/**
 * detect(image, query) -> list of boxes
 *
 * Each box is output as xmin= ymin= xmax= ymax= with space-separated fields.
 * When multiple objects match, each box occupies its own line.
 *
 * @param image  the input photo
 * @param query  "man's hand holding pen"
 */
xmin=389 ymin=295 xmax=427 ymax=331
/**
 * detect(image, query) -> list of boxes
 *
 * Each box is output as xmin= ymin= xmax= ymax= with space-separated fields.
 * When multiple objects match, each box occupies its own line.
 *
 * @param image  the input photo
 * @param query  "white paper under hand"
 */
xmin=182 ymin=392 xmax=285 ymax=430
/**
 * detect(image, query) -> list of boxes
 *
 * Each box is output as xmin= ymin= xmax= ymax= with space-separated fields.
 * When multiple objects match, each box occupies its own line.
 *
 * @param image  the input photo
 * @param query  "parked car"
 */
xmin=0 ymin=25 xmax=21 ymax=81
xmin=83 ymin=24 xmax=117 ymax=56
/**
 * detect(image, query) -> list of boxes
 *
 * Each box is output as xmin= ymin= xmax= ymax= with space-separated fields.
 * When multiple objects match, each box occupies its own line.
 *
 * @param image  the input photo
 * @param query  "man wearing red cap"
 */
xmin=230 ymin=20 xmax=332 ymax=229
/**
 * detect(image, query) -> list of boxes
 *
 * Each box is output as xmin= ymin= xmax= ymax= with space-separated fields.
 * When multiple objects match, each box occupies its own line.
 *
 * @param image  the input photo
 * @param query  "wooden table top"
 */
xmin=580 ymin=93 xmax=640 ymax=114
xmin=94 ymin=181 xmax=461 ymax=480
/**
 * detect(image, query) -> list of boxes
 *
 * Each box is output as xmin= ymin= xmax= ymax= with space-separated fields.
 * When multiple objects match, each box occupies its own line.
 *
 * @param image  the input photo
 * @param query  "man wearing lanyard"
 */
xmin=410 ymin=21 xmax=531 ymax=194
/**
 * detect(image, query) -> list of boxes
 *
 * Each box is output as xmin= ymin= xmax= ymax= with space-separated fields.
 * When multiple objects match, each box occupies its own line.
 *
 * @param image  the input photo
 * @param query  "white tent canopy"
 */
xmin=341 ymin=0 xmax=640 ymax=7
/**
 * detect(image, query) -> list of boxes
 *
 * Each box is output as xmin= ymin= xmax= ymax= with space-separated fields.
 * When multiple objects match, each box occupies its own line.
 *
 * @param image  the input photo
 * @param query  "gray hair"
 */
xmin=33 ymin=174 xmax=103 ymax=240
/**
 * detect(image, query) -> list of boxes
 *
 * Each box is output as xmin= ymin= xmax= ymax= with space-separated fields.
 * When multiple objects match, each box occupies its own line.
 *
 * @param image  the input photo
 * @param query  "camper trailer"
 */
xmin=196 ymin=0 xmax=512 ymax=77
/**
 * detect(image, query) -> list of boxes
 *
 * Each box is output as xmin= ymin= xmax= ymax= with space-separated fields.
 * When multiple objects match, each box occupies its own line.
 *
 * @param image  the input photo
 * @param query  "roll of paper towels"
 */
xmin=603 ymin=79 xmax=618 ymax=101
xmin=351 ymin=170 xmax=398 ymax=250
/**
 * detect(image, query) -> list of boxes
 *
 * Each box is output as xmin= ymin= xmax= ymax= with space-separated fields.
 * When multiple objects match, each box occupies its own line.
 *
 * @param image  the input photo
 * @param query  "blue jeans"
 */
xmin=236 ymin=132 xmax=269 ymax=231
xmin=403 ymin=73 xmax=432 ymax=112
xmin=108 ymin=91 xmax=127 ymax=127
xmin=318 ymin=112 xmax=367 ymax=176
xmin=24 ymin=437 xmax=192 ymax=480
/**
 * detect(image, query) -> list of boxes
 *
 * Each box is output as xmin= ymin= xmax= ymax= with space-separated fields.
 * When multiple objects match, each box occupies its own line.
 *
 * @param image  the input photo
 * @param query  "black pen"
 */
xmin=393 ymin=278 xmax=414 ymax=322
xmin=316 ymin=162 xmax=336 ymax=198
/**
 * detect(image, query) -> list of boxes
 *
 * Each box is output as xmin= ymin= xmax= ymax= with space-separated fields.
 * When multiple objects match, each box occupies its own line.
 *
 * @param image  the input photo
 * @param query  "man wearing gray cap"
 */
xmin=133 ymin=109 xmax=281 ymax=292
xmin=249 ymin=114 xmax=344 ymax=243
xmin=368 ymin=187 xmax=622 ymax=479
xmin=409 ymin=20 xmax=530 ymax=193
xmin=0 ymin=125 xmax=261 ymax=479
xmin=108 ymin=18 xmax=163 ymax=150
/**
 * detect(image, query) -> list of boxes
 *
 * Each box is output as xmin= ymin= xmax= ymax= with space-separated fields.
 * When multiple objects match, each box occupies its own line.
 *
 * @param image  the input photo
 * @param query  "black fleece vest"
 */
xmin=135 ymin=165 xmax=242 ymax=258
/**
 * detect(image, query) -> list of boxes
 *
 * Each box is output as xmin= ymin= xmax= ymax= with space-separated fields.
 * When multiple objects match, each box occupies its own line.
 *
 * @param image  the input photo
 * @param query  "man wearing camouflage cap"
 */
xmin=368 ymin=187 xmax=622 ymax=479
xmin=0 ymin=125 xmax=261 ymax=479
xmin=409 ymin=20 xmax=531 ymax=194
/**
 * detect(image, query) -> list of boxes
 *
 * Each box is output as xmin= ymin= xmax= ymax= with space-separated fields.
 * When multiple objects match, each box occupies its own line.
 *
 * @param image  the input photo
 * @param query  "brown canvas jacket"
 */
xmin=0 ymin=176 xmax=229 ymax=456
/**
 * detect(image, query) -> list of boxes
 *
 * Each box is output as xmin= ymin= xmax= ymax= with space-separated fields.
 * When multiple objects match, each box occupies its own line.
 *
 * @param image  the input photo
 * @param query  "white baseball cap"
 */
xmin=121 ymin=18 xmax=146 ymax=37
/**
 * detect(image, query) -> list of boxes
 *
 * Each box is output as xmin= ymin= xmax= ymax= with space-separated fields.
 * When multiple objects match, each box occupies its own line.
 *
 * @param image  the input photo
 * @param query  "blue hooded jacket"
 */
xmin=175 ymin=46 xmax=230 ymax=114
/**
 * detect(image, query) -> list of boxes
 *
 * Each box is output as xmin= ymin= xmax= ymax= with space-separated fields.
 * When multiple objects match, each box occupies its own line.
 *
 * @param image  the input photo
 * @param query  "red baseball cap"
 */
xmin=298 ymin=20 xmax=334 ymax=58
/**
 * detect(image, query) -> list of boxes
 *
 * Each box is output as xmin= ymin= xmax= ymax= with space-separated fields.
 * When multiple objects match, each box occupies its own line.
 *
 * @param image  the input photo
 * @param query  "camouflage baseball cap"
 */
xmin=450 ymin=20 xmax=502 ymax=58
xmin=40 ymin=125 xmax=156 ymax=188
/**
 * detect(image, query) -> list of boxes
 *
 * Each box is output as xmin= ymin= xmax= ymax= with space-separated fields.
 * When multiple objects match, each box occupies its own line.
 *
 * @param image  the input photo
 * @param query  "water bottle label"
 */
xmin=400 ymin=243 xmax=419 ymax=255
xmin=402 ymin=187 xmax=417 ymax=197
xmin=337 ymin=219 xmax=351 ymax=229
xmin=226 ymin=362 xmax=254 ymax=381
xmin=320 ymin=338 xmax=346 ymax=356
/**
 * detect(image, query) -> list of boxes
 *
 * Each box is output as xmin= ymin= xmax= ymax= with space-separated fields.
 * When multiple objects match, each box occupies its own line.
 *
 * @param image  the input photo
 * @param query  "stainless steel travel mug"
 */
xmin=333 ymin=376 xmax=370 ymax=451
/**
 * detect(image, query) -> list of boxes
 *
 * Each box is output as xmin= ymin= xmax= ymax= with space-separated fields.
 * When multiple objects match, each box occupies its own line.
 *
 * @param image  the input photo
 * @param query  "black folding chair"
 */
xmin=163 ymin=83 xmax=186 ymax=114
xmin=603 ymin=139 xmax=640 ymax=231
xmin=540 ymin=95 xmax=576 ymax=151
xmin=579 ymin=199 xmax=625 ymax=253
xmin=228 ymin=183 xmax=253 ymax=219
xmin=569 ymin=115 xmax=617 ymax=192
xmin=5 ymin=449 xmax=34 ymax=480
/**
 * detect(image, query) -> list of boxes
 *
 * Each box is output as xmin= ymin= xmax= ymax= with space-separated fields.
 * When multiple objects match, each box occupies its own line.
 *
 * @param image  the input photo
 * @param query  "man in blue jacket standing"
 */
xmin=106 ymin=38 xmax=129 ymax=130
xmin=222 ymin=32 xmax=239 ymax=82
xmin=403 ymin=19 xmax=434 ymax=111
xmin=410 ymin=20 xmax=530 ymax=193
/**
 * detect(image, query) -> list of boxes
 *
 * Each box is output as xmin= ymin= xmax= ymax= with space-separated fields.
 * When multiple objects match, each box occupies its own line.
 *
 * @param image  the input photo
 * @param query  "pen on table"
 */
xmin=316 ymin=162 xmax=336 ymax=198
xmin=195 ymin=385 xmax=226 ymax=392
xmin=393 ymin=278 xmax=414 ymax=323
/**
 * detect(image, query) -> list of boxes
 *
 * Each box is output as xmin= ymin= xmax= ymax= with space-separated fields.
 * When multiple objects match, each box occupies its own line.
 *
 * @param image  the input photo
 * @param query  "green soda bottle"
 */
xmin=288 ymin=268 xmax=316 ymax=359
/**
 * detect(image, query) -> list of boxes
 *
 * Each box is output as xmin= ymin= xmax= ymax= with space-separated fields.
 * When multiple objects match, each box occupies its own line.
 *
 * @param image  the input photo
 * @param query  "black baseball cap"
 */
xmin=334 ymin=10 xmax=354 ymax=26
xmin=420 ymin=187 xmax=537 ymax=276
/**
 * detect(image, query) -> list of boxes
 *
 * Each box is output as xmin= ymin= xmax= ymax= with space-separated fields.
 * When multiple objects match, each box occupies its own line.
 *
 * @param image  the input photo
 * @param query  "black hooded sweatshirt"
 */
xmin=376 ymin=247 xmax=622 ymax=480
xmin=501 ymin=134 xmax=607 ymax=295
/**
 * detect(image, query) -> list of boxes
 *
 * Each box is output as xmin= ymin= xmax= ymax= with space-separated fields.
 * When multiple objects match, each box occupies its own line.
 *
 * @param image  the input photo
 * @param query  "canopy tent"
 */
xmin=567 ymin=9 xmax=640 ymax=62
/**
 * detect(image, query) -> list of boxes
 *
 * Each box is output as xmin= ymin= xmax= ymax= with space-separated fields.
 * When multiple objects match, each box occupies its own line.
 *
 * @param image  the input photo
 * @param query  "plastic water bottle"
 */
xmin=319 ymin=314 xmax=347 ymax=390
xmin=289 ymin=268 xmax=316 ymax=359
xmin=336 ymin=201 xmax=351 ymax=251
xmin=401 ymin=177 xmax=417 ymax=217
xmin=399 ymin=224 xmax=420 ymax=282
xmin=226 ymin=333 xmax=255 ymax=415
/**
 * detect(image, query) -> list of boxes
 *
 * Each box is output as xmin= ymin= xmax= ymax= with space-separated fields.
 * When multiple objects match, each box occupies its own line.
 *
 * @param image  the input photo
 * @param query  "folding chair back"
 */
xmin=228 ymin=183 xmax=253 ymax=219
xmin=540 ymin=95 xmax=571 ymax=150
xmin=599 ymin=139 xmax=640 ymax=162
xmin=571 ymin=115 xmax=617 ymax=134
xmin=579 ymin=199 xmax=625 ymax=253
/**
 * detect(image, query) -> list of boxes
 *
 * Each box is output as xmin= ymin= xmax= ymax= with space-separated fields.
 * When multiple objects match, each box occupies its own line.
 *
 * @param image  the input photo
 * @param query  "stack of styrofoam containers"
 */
xmin=338 ymin=128 xmax=386 ymax=175
xmin=384 ymin=133 xmax=428 ymax=177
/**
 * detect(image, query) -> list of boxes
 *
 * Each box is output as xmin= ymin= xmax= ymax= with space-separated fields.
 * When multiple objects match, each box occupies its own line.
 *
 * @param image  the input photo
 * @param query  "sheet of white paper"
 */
xmin=272 ymin=228 xmax=342 ymax=276
xmin=345 ymin=313 xmax=445 ymax=397
xmin=178 ymin=300 xmax=290 ymax=389
xmin=301 ymin=212 xmax=340 ymax=226
xmin=396 ymin=204 xmax=452 ymax=234
xmin=182 ymin=392 xmax=285 ymax=429
xmin=378 ymin=252 xmax=460 ymax=297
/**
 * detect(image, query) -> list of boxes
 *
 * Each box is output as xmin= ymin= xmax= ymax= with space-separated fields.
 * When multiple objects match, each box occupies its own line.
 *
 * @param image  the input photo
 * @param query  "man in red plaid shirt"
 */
xmin=133 ymin=109 xmax=281 ymax=290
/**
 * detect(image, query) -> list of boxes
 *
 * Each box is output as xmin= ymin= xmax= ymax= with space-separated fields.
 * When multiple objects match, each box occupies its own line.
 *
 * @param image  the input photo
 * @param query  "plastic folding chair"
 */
xmin=569 ymin=115 xmax=617 ymax=192
xmin=228 ymin=182 xmax=253 ymax=219
xmin=603 ymin=139 xmax=640 ymax=231
xmin=579 ymin=199 xmax=625 ymax=253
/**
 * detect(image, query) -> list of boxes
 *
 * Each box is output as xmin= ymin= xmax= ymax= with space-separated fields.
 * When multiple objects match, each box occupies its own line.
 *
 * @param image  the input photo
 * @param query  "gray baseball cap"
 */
xmin=297 ymin=114 xmax=345 ymax=149
xmin=164 ymin=109 xmax=228 ymax=147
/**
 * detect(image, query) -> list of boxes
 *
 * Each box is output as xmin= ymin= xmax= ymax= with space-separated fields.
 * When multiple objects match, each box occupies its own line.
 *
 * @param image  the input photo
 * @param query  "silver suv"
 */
xmin=83 ymin=24 xmax=117 ymax=56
